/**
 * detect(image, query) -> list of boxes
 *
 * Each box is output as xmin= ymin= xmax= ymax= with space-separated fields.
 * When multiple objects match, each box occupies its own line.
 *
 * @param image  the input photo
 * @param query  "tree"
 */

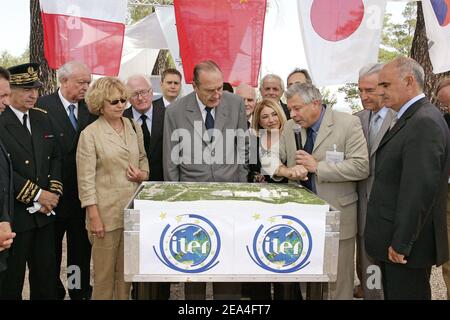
xmin=30 ymin=0 xmax=56 ymax=95
xmin=0 ymin=49 xmax=29 ymax=68
xmin=411 ymin=2 xmax=450 ymax=101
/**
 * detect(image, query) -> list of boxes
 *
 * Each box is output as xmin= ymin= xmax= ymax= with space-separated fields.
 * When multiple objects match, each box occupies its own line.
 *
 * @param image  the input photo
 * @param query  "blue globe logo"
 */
xmin=263 ymin=225 xmax=302 ymax=266
xmin=247 ymin=215 xmax=312 ymax=273
xmin=169 ymin=224 xmax=211 ymax=266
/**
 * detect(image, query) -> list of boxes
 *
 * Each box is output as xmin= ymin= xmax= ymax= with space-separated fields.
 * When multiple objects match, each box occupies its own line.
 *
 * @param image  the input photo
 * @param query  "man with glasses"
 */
xmin=354 ymin=63 xmax=395 ymax=300
xmin=37 ymin=61 xmax=94 ymax=300
xmin=124 ymin=74 xmax=168 ymax=300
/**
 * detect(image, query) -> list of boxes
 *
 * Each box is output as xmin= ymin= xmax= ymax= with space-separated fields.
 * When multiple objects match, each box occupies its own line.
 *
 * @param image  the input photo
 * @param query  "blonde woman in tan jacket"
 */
xmin=76 ymin=77 xmax=149 ymax=300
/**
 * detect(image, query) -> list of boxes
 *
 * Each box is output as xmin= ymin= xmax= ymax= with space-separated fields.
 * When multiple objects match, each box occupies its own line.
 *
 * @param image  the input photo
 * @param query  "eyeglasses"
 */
xmin=131 ymin=89 xmax=151 ymax=99
xmin=107 ymin=98 xmax=127 ymax=105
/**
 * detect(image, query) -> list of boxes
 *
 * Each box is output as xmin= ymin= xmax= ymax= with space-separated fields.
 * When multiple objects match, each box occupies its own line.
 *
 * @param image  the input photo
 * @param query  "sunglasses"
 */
xmin=107 ymin=98 xmax=127 ymax=105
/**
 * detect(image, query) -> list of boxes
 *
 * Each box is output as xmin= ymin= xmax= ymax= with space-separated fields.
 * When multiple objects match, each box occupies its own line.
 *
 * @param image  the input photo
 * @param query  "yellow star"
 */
xmin=287 ymin=220 xmax=293 ymax=226
xmin=268 ymin=216 xmax=276 ymax=223
xmin=253 ymin=213 xmax=261 ymax=220
xmin=194 ymin=219 xmax=200 ymax=224
xmin=176 ymin=215 xmax=183 ymax=223
xmin=159 ymin=212 xmax=167 ymax=220
xmin=240 ymin=0 xmax=248 ymax=3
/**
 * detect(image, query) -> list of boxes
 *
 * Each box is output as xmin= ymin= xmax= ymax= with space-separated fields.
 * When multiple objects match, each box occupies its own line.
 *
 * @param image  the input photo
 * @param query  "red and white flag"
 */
xmin=422 ymin=0 xmax=450 ymax=74
xmin=298 ymin=0 xmax=386 ymax=86
xmin=174 ymin=0 xmax=267 ymax=87
xmin=40 ymin=0 xmax=127 ymax=76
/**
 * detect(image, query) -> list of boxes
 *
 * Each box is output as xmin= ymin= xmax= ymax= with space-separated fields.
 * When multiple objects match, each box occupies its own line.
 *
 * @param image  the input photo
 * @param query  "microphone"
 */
xmin=293 ymin=123 xmax=303 ymax=151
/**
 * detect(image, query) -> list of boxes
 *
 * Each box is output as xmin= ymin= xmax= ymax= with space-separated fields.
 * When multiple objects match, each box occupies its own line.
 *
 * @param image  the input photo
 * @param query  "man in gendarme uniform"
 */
xmin=0 ymin=63 xmax=62 ymax=300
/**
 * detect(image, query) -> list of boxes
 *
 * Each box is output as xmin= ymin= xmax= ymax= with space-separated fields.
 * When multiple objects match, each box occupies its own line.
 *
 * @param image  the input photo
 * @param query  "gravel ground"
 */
xmin=20 ymin=237 xmax=448 ymax=300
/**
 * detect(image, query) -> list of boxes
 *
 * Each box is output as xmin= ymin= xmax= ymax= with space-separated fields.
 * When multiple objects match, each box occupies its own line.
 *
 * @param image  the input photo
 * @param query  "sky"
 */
xmin=0 ymin=0 xmax=408 ymax=57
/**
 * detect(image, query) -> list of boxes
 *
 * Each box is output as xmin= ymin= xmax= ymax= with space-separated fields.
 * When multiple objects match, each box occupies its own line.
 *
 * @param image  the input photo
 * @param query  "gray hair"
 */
xmin=260 ymin=74 xmax=285 ymax=93
xmin=126 ymin=74 xmax=152 ymax=88
xmin=285 ymin=82 xmax=322 ymax=104
xmin=57 ymin=61 xmax=90 ymax=82
xmin=393 ymin=56 xmax=425 ymax=90
xmin=359 ymin=63 xmax=384 ymax=79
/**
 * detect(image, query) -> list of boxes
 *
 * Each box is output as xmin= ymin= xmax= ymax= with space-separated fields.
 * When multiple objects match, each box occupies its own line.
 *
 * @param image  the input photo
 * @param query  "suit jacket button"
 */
xmin=25 ymin=160 xmax=30 ymax=165
xmin=60 ymin=133 xmax=64 ymax=137
xmin=211 ymin=151 xmax=215 ymax=157
xmin=47 ymin=156 xmax=50 ymax=159
xmin=48 ymin=175 xmax=51 ymax=178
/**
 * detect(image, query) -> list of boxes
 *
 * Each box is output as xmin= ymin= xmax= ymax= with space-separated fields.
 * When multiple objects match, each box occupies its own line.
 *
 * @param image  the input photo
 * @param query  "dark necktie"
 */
xmin=140 ymin=114 xmax=151 ymax=153
xmin=68 ymin=104 xmax=78 ymax=130
xmin=301 ymin=127 xmax=315 ymax=192
xmin=205 ymin=107 xmax=214 ymax=130
xmin=22 ymin=114 xmax=30 ymax=135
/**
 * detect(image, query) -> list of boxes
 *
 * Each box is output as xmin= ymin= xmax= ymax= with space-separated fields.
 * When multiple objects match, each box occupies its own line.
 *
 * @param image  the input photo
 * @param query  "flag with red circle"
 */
xmin=298 ymin=0 xmax=386 ymax=86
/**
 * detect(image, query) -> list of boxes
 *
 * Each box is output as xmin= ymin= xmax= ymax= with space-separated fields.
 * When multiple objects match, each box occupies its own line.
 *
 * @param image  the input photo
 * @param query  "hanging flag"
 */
xmin=174 ymin=0 xmax=267 ymax=87
xmin=422 ymin=0 xmax=450 ymax=74
xmin=298 ymin=0 xmax=386 ymax=86
xmin=40 ymin=0 xmax=127 ymax=76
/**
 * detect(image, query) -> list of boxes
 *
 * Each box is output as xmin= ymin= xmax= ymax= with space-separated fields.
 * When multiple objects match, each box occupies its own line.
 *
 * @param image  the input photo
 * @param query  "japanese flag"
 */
xmin=298 ymin=0 xmax=387 ymax=86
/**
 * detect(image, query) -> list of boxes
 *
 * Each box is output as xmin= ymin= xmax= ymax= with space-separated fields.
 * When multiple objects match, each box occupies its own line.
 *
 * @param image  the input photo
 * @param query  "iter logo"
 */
xmin=247 ymin=215 xmax=313 ymax=273
xmin=153 ymin=214 xmax=221 ymax=273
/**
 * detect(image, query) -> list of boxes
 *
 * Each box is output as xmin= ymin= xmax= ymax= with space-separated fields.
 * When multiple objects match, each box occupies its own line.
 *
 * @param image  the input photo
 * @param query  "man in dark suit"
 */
xmin=0 ymin=67 xmax=16 ymax=292
xmin=163 ymin=60 xmax=248 ymax=300
xmin=124 ymin=74 xmax=168 ymax=299
xmin=125 ymin=74 xmax=165 ymax=183
xmin=36 ymin=61 xmax=94 ymax=300
xmin=260 ymin=74 xmax=290 ymax=119
xmin=435 ymin=77 xmax=450 ymax=299
xmin=153 ymin=68 xmax=182 ymax=109
xmin=365 ymin=57 xmax=450 ymax=300
xmin=0 ymin=63 xmax=62 ymax=299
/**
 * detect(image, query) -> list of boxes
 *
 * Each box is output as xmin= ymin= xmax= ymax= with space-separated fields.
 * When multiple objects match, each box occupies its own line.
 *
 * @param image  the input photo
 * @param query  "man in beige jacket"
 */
xmin=276 ymin=83 xmax=369 ymax=299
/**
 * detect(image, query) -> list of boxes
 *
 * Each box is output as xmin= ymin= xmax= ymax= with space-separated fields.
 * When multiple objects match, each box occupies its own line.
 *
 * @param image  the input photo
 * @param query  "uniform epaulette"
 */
xmin=32 ymin=107 xmax=47 ymax=114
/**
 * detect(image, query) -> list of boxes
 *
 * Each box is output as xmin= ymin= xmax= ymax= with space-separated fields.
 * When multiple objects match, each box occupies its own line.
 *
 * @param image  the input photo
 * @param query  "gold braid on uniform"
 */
xmin=49 ymin=179 xmax=63 ymax=196
xmin=32 ymin=107 xmax=47 ymax=114
xmin=16 ymin=179 xmax=40 ymax=204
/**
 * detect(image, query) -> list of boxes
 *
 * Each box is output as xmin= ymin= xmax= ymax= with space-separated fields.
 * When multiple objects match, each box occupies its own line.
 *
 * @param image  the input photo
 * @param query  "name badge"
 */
xmin=326 ymin=144 xmax=344 ymax=164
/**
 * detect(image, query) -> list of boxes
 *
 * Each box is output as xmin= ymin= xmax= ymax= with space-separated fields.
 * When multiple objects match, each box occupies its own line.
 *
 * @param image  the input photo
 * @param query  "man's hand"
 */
xmin=388 ymin=246 xmax=407 ymax=264
xmin=295 ymin=150 xmax=318 ymax=173
xmin=0 ymin=222 xmax=16 ymax=250
xmin=277 ymin=165 xmax=308 ymax=181
xmin=37 ymin=190 xmax=59 ymax=211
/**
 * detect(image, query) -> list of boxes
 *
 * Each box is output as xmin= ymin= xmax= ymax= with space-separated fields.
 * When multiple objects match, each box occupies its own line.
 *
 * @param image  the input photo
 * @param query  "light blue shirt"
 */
xmin=396 ymin=93 xmax=425 ymax=120
xmin=131 ymin=107 xmax=153 ymax=133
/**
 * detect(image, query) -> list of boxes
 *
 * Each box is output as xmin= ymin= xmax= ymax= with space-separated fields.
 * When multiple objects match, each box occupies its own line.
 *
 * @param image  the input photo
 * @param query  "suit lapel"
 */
xmin=360 ymin=110 xmax=370 ymax=140
xmin=312 ymin=107 xmax=333 ymax=152
xmin=185 ymin=94 xmax=205 ymax=144
xmin=77 ymin=100 xmax=90 ymax=131
xmin=30 ymin=110 xmax=43 ymax=173
xmin=50 ymin=92 xmax=77 ymax=139
xmin=378 ymin=99 xmax=424 ymax=149
xmin=99 ymin=116 xmax=129 ymax=152
xmin=370 ymin=109 xmax=395 ymax=157
xmin=3 ymin=107 xmax=33 ymax=156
